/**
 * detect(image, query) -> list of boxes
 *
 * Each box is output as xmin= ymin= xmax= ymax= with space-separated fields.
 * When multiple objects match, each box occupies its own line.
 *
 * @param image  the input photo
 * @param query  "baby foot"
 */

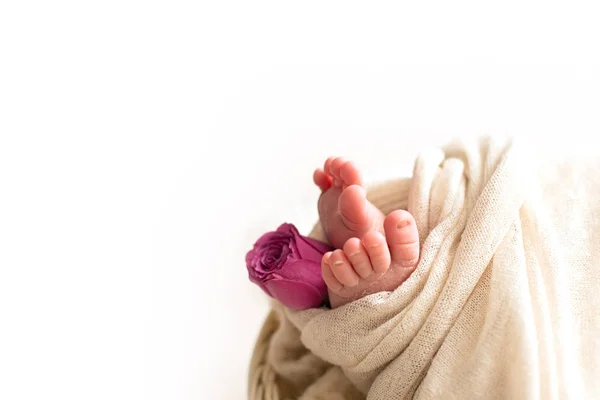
xmin=321 ymin=210 xmax=420 ymax=308
xmin=313 ymin=157 xmax=386 ymax=249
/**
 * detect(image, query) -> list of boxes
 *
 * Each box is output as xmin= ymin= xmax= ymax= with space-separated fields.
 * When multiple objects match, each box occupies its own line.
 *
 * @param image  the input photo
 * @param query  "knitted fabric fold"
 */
xmin=256 ymin=136 xmax=600 ymax=399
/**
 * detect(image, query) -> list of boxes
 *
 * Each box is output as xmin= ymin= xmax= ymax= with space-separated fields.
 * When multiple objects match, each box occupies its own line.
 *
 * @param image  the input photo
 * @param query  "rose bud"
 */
xmin=245 ymin=223 xmax=332 ymax=310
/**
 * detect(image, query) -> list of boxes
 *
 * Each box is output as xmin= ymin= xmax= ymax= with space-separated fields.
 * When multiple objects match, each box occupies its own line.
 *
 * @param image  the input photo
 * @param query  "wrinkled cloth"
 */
xmin=260 ymin=136 xmax=600 ymax=399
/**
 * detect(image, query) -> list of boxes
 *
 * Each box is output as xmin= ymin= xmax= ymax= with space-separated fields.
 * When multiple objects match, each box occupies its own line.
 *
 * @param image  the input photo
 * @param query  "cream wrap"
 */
xmin=249 ymin=136 xmax=600 ymax=400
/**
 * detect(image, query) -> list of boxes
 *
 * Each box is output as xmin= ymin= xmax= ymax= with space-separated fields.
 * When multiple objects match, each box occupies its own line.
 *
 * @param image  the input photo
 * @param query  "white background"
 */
xmin=1 ymin=1 xmax=599 ymax=399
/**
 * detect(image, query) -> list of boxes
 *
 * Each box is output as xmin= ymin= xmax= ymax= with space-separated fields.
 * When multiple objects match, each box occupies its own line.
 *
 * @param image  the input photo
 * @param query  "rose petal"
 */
xmin=276 ymin=223 xmax=298 ymax=235
xmin=277 ymin=224 xmax=301 ymax=256
xmin=264 ymin=278 xmax=326 ymax=310
xmin=302 ymin=236 xmax=334 ymax=255
xmin=246 ymin=223 xmax=331 ymax=308
xmin=272 ymin=259 xmax=327 ymax=298
xmin=295 ymin=235 xmax=333 ymax=262
xmin=247 ymin=271 xmax=272 ymax=296
xmin=276 ymin=223 xmax=333 ymax=260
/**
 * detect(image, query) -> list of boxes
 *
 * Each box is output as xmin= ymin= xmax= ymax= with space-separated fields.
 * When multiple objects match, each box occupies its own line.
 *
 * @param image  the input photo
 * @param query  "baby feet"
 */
xmin=313 ymin=157 xmax=387 ymax=249
xmin=322 ymin=210 xmax=420 ymax=308
xmin=313 ymin=157 xmax=420 ymax=308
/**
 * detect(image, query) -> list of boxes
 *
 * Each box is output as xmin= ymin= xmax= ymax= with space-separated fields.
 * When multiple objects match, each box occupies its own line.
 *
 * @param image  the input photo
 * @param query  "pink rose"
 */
xmin=246 ymin=223 xmax=332 ymax=310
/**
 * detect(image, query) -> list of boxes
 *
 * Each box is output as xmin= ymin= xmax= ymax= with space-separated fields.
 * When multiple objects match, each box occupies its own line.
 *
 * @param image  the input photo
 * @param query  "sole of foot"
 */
xmin=313 ymin=157 xmax=386 ymax=249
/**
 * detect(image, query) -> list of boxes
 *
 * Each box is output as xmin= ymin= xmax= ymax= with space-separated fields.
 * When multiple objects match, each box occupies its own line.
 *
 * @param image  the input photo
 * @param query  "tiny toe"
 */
xmin=322 ymin=252 xmax=343 ymax=292
xmin=324 ymin=157 xmax=336 ymax=176
xmin=384 ymin=210 xmax=420 ymax=267
xmin=340 ymin=161 xmax=363 ymax=187
xmin=329 ymin=249 xmax=360 ymax=287
xmin=343 ymin=237 xmax=373 ymax=279
xmin=330 ymin=157 xmax=346 ymax=186
xmin=362 ymin=231 xmax=391 ymax=273
xmin=313 ymin=168 xmax=333 ymax=191
xmin=338 ymin=185 xmax=370 ymax=230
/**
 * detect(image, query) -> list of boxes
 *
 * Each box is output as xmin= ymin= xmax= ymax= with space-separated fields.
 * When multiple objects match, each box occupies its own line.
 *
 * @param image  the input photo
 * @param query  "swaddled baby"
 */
xmin=313 ymin=157 xmax=420 ymax=308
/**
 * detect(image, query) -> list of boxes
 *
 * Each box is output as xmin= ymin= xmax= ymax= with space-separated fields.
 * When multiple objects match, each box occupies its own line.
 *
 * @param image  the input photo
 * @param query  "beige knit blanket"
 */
xmin=254 ymin=136 xmax=600 ymax=399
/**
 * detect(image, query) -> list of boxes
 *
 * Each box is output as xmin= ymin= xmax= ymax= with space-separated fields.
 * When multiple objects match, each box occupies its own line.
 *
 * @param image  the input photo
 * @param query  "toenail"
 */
xmin=396 ymin=220 xmax=411 ymax=229
xmin=333 ymin=260 xmax=346 ymax=266
xmin=348 ymin=252 xmax=361 ymax=258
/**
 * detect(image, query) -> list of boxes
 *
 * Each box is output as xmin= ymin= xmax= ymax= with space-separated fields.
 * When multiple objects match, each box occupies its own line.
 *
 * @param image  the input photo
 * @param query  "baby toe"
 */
xmin=323 ymin=157 xmax=336 ymax=176
xmin=329 ymin=249 xmax=360 ymax=287
xmin=384 ymin=210 xmax=420 ymax=267
xmin=343 ymin=237 xmax=373 ymax=279
xmin=330 ymin=157 xmax=346 ymax=187
xmin=313 ymin=168 xmax=333 ymax=192
xmin=338 ymin=184 xmax=371 ymax=231
xmin=362 ymin=231 xmax=391 ymax=274
xmin=321 ymin=252 xmax=343 ymax=292
xmin=339 ymin=160 xmax=363 ymax=188
xmin=323 ymin=156 xmax=337 ymax=176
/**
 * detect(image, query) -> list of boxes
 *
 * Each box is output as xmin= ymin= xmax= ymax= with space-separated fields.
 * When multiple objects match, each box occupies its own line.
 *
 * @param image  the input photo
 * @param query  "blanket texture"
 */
xmin=258 ymin=136 xmax=600 ymax=399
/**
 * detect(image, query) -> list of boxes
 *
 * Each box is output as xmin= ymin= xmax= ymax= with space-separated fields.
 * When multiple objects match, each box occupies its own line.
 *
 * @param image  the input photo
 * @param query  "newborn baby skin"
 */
xmin=313 ymin=157 xmax=420 ymax=308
